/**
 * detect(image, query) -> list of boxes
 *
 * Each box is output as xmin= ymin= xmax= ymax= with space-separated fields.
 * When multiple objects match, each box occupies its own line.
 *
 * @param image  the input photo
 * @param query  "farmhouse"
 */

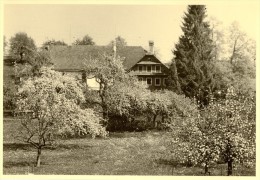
xmin=48 ymin=41 xmax=169 ymax=90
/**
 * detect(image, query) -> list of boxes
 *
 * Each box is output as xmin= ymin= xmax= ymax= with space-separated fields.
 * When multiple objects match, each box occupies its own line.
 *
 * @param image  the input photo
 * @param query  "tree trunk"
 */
xmin=204 ymin=162 xmax=209 ymax=175
xmin=102 ymin=103 xmax=108 ymax=122
xmin=153 ymin=115 xmax=157 ymax=128
xmin=227 ymin=159 xmax=233 ymax=176
xmin=230 ymin=38 xmax=238 ymax=65
xmin=36 ymin=147 xmax=42 ymax=167
xmin=226 ymin=140 xmax=233 ymax=176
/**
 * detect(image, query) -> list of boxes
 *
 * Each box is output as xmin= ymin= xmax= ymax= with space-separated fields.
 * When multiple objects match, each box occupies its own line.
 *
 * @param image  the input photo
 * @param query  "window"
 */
xmin=155 ymin=78 xmax=161 ymax=86
xmin=139 ymin=65 xmax=143 ymax=72
xmin=147 ymin=66 xmax=151 ymax=72
xmin=139 ymin=77 xmax=147 ymax=85
xmin=147 ymin=78 xmax=152 ymax=85
xmin=152 ymin=65 xmax=155 ymax=72
xmin=156 ymin=65 xmax=161 ymax=72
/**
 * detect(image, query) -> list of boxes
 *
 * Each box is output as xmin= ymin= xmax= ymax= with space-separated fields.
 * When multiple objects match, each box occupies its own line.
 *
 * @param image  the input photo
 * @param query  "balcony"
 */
xmin=131 ymin=71 xmax=167 ymax=76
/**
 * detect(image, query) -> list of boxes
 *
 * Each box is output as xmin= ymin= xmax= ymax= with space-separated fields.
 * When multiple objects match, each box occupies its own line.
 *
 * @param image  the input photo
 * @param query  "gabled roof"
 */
xmin=49 ymin=45 xmax=146 ymax=71
xmin=134 ymin=54 xmax=169 ymax=70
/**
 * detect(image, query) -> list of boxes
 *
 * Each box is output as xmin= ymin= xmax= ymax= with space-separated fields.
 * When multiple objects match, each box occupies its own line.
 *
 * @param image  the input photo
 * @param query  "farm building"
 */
xmin=48 ymin=41 xmax=169 ymax=90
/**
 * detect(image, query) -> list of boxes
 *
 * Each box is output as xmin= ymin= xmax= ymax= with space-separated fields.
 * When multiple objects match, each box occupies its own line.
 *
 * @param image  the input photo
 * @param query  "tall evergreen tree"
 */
xmin=169 ymin=5 xmax=215 ymax=106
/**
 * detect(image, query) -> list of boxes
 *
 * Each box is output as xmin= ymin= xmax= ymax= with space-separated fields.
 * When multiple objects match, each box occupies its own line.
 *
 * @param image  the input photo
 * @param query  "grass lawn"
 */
xmin=3 ymin=117 xmax=255 ymax=175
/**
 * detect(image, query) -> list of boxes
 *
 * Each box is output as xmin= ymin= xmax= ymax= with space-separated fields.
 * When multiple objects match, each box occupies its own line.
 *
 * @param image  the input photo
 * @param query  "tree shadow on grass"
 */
xmin=4 ymin=161 xmax=49 ymax=168
xmin=155 ymin=158 xmax=184 ymax=168
xmin=4 ymin=161 xmax=32 ymax=168
xmin=4 ymin=143 xmax=93 ymax=151
xmin=3 ymin=143 xmax=34 ymax=151
xmin=49 ymin=143 xmax=93 ymax=150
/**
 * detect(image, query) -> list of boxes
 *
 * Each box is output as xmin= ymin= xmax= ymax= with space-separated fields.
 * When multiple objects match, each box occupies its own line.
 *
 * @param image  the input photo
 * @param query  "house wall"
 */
xmin=61 ymin=71 xmax=100 ymax=90
xmin=137 ymin=75 xmax=167 ymax=90
xmin=130 ymin=55 xmax=169 ymax=90
xmin=86 ymin=78 xmax=100 ymax=90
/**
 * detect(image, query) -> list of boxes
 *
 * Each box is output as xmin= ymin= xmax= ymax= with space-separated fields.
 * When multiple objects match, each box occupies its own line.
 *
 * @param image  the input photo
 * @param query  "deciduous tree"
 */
xmin=208 ymin=16 xmax=225 ymax=61
xmin=74 ymin=35 xmax=95 ymax=45
xmin=16 ymin=67 xmax=107 ymax=167
xmin=9 ymin=32 xmax=37 ymax=61
xmin=42 ymin=39 xmax=67 ymax=47
xmin=84 ymin=54 xmax=127 ymax=121
xmin=108 ymin=35 xmax=127 ymax=48
xmin=170 ymin=87 xmax=255 ymax=175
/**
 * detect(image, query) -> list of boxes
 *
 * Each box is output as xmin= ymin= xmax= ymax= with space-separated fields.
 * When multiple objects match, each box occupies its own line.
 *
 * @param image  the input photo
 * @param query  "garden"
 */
xmin=3 ymin=5 xmax=256 ymax=176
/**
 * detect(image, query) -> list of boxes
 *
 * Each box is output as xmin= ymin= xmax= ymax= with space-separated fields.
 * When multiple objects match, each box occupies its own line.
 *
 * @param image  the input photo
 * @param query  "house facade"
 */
xmin=48 ymin=41 xmax=169 ymax=90
xmin=130 ymin=41 xmax=169 ymax=90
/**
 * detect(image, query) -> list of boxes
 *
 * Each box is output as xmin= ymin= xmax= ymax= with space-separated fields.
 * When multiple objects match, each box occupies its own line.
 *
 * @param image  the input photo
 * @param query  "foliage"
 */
xmin=42 ymin=39 xmax=67 ymax=47
xmin=167 ymin=60 xmax=181 ymax=93
xmin=3 ymin=83 xmax=17 ymax=111
xmin=3 ymin=63 xmax=17 ymax=111
xmin=83 ymin=50 xmax=199 ymax=131
xmin=108 ymin=35 xmax=127 ymax=48
xmin=106 ymin=81 xmax=197 ymax=131
xmin=16 ymin=67 xmax=107 ymax=167
xmin=208 ymin=16 xmax=225 ymax=61
xmin=4 ymin=35 xmax=8 ymax=52
xmin=13 ymin=49 xmax=53 ymax=79
xmin=84 ymin=54 xmax=128 ymax=120
xmin=9 ymin=32 xmax=37 ymax=61
xmin=169 ymin=87 xmax=255 ymax=175
xmin=214 ymin=59 xmax=255 ymax=98
xmin=227 ymin=22 xmax=254 ymax=64
xmin=168 ymin=5 xmax=217 ymax=106
xmin=209 ymin=20 xmax=256 ymax=97
xmin=73 ymin=34 xmax=95 ymax=45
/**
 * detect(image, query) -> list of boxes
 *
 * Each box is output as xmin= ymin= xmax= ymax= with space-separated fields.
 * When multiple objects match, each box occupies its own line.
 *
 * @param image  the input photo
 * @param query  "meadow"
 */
xmin=3 ymin=117 xmax=255 ymax=175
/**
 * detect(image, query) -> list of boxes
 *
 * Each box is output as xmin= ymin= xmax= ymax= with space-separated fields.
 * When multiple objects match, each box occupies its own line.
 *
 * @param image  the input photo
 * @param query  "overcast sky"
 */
xmin=3 ymin=2 xmax=259 ymax=63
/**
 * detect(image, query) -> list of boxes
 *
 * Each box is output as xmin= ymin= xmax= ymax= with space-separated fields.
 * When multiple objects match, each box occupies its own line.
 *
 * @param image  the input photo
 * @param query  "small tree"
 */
xmin=73 ymin=35 xmax=95 ymax=45
xmin=216 ymin=88 xmax=255 ymax=175
xmin=170 ymin=87 xmax=255 ymax=175
xmin=16 ymin=67 xmax=107 ymax=167
xmin=108 ymin=36 xmax=127 ymax=48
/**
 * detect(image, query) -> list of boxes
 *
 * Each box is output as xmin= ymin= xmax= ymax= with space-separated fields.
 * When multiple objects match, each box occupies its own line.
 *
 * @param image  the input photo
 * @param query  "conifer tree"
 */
xmin=169 ymin=5 xmax=215 ymax=106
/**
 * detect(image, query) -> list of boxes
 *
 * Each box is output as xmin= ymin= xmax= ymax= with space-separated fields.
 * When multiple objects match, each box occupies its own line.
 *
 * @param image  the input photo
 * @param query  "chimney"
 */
xmin=149 ymin=40 xmax=154 ymax=55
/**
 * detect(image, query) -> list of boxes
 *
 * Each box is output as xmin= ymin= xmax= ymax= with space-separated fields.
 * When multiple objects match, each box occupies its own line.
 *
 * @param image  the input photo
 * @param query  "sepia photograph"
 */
xmin=1 ymin=0 xmax=258 ymax=177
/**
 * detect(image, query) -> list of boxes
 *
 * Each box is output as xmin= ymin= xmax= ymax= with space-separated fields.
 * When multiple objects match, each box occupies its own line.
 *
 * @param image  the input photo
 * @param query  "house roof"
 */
xmin=49 ymin=45 xmax=146 ymax=71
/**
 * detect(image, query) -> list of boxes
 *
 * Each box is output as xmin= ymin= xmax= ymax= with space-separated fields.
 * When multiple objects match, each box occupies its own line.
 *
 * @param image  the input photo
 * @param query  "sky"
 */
xmin=3 ymin=2 xmax=259 ymax=63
